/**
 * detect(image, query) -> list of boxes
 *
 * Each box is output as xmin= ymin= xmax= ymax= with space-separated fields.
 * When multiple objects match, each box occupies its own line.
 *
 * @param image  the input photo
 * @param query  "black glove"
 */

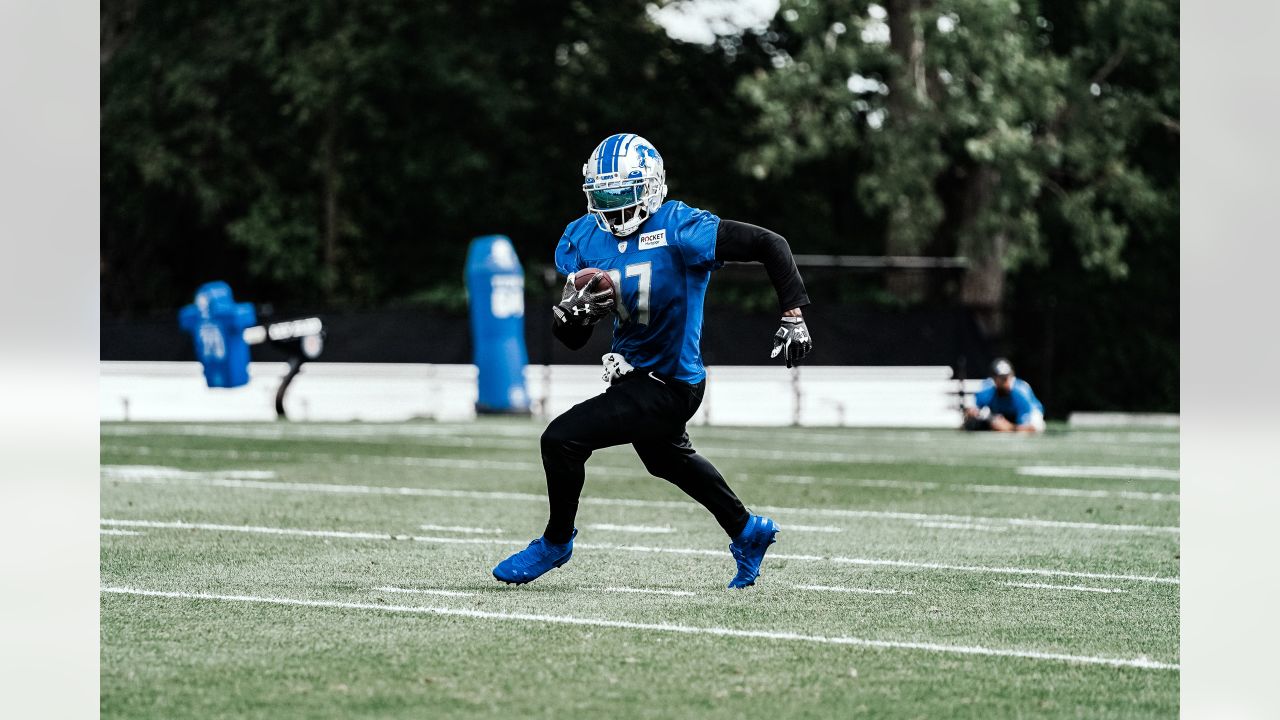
xmin=770 ymin=315 xmax=813 ymax=369
xmin=552 ymin=272 xmax=615 ymax=326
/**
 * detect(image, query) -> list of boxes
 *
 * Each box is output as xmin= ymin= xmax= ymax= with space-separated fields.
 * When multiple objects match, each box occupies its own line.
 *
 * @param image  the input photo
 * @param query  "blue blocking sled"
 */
xmin=178 ymin=281 xmax=257 ymax=388
xmin=465 ymin=234 xmax=532 ymax=414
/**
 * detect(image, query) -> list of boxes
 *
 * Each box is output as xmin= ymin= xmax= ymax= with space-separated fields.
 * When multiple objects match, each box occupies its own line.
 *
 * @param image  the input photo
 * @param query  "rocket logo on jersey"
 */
xmin=638 ymin=229 xmax=667 ymax=250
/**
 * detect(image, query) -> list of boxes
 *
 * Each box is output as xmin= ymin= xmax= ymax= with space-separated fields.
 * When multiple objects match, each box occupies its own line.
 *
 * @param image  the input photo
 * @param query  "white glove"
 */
xmin=770 ymin=316 xmax=813 ymax=369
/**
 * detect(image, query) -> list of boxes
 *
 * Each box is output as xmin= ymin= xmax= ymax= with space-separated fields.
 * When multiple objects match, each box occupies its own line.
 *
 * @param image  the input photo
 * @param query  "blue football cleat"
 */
xmin=727 ymin=515 xmax=779 ymax=589
xmin=492 ymin=529 xmax=577 ymax=585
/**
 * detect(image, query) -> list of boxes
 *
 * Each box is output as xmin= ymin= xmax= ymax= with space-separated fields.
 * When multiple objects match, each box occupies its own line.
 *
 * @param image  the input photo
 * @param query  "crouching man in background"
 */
xmin=964 ymin=358 xmax=1046 ymax=433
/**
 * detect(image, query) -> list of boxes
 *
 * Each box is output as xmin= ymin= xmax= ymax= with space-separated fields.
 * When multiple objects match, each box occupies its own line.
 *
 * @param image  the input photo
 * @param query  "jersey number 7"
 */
xmin=606 ymin=262 xmax=652 ymax=325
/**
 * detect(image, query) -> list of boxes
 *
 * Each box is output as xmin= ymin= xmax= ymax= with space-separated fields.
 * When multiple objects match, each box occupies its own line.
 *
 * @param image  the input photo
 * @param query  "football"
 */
xmin=573 ymin=267 xmax=613 ymax=292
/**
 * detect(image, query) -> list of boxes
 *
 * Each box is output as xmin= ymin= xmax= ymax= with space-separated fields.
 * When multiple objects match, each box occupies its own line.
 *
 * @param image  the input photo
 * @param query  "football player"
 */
xmin=493 ymin=133 xmax=813 ymax=589
xmin=963 ymin=358 xmax=1046 ymax=432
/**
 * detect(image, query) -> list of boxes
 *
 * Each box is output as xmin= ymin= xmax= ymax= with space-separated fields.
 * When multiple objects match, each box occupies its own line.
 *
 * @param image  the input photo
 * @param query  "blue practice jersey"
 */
xmin=974 ymin=378 xmax=1044 ymax=424
xmin=555 ymin=200 xmax=721 ymax=384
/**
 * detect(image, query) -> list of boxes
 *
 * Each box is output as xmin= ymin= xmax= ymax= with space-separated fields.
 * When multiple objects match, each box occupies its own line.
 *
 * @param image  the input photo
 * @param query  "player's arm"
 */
xmin=965 ymin=386 xmax=994 ymax=420
xmin=715 ymin=220 xmax=810 ymax=313
xmin=989 ymin=415 xmax=1016 ymax=431
xmin=715 ymin=220 xmax=813 ymax=368
xmin=551 ymin=233 xmax=613 ymax=351
xmin=551 ymin=313 xmax=593 ymax=350
xmin=1011 ymin=390 xmax=1046 ymax=433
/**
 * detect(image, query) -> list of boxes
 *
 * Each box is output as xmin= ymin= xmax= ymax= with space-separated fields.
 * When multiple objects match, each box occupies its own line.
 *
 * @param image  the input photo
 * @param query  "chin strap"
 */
xmin=608 ymin=206 xmax=650 ymax=237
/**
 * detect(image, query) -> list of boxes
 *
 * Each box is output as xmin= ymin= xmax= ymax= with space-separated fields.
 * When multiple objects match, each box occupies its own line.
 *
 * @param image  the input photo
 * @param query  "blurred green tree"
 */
xmin=101 ymin=0 xmax=774 ymax=311
xmin=731 ymin=0 xmax=1176 ymax=410
xmin=738 ymin=0 xmax=1176 ymax=331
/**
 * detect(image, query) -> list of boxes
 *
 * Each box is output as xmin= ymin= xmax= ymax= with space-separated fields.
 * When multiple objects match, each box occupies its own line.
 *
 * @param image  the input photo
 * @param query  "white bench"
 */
xmin=99 ymin=361 xmax=478 ymax=423
xmin=100 ymin=361 xmax=979 ymax=427
xmin=1068 ymin=412 xmax=1179 ymax=428
xmin=701 ymin=366 xmax=982 ymax=428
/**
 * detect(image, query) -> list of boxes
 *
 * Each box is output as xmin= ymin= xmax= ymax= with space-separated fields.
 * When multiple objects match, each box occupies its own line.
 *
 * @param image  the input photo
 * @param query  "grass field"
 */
xmin=100 ymin=419 xmax=1179 ymax=718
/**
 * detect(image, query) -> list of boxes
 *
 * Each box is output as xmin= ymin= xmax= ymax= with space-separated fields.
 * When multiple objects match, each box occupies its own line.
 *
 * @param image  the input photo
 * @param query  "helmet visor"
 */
xmin=586 ymin=183 xmax=644 ymax=211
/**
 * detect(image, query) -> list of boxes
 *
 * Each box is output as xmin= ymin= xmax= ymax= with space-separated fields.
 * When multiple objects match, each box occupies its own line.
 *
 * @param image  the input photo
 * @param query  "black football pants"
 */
xmin=540 ymin=371 xmax=751 ymax=545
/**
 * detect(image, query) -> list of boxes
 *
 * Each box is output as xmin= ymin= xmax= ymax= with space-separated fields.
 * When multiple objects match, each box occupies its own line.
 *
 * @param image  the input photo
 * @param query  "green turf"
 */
xmin=101 ymin=420 xmax=1179 ymax=718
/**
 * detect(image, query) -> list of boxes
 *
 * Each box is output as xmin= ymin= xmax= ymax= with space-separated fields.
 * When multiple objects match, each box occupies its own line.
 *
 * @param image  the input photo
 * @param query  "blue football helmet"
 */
xmin=582 ymin=133 xmax=668 ymax=237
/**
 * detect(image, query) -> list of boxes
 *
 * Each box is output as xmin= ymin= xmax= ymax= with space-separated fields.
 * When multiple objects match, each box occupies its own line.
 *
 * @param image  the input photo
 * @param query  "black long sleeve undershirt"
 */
xmin=551 ymin=218 xmax=810 ymax=350
xmin=714 ymin=219 xmax=811 ymax=313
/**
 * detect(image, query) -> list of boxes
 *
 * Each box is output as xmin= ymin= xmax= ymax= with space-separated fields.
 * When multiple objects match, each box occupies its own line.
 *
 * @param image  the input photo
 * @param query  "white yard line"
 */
xmin=698 ymin=445 xmax=1180 ymax=471
xmin=104 ymin=474 xmax=1179 ymax=536
xmin=100 ymin=529 xmax=144 ymax=536
xmin=374 ymin=586 xmax=476 ymax=597
xmin=102 ymin=458 xmax=1181 ymax=503
xmin=844 ymin=478 xmax=941 ymax=490
xmin=101 ymin=518 xmax=510 ymax=545
xmin=587 ymin=523 xmax=675 ymax=534
xmin=602 ymin=587 xmax=695 ymax=597
xmin=419 ymin=524 xmax=503 ymax=535
xmin=102 ymin=440 xmax=1176 ymax=472
xmin=916 ymin=521 xmax=1007 ymax=533
xmin=1016 ymin=466 xmax=1179 ymax=481
xmin=750 ymin=475 xmax=940 ymax=491
xmin=766 ymin=475 xmax=814 ymax=485
xmin=103 ymin=446 xmax=294 ymax=462
xmin=98 ymin=518 xmax=1181 ymax=586
xmin=825 ymin=556 xmax=1174 ymax=585
xmin=1003 ymin=582 xmax=1127 ymax=594
xmin=964 ymin=484 xmax=1179 ymax=502
xmin=783 ymin=524 xmax=844 ymax=533
xmin=100 ymin=424 xmax=533 ymax=449
xmin=99 ymin=586 xmax=1177 ymax=670
xmin=101 ymin=465 xmax=278 ymax=481
xmin=793 ymin=584 xmax=913 ymax=596
xmin=103 ymin=452 xmax=546 ymax=473
xmin=751 ymin=504 xmax=1175 ymax=535
xmin=747 ymin=472 xmax=1177 ymax=502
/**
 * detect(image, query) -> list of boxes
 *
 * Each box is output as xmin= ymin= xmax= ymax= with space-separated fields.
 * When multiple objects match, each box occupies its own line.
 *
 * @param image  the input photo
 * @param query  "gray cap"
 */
xmin=990 ymin=358 xmax=1014 ymax=378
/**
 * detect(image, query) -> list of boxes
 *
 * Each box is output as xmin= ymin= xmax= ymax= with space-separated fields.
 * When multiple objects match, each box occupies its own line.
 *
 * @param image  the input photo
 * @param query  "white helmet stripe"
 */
xmin=598 ymin=133 xmax=623 ymax=175
xmin=616 ymin=133 xmax=635 ymax=172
